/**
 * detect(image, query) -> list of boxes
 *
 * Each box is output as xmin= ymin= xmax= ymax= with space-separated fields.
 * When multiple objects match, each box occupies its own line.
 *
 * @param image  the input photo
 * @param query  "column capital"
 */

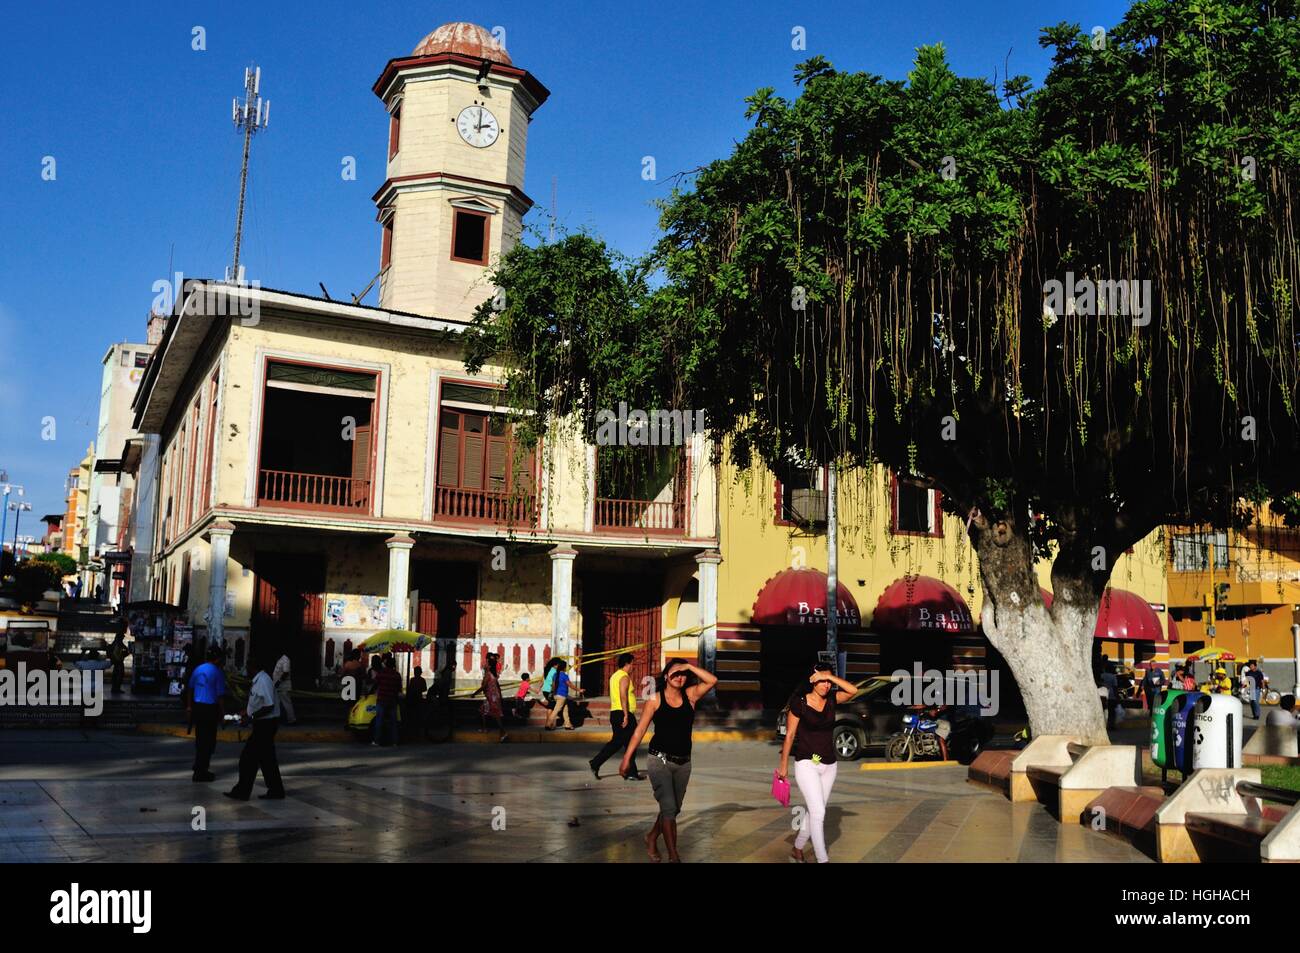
xmin=207 ymin=519 xmax=236 ymax=539
xmin=549 ymin=545 xmax=578 ymax=561
xmin=695 ymin=549 xmax=722 ymax=565
xmin=385 ymin=533 xmax=416 ymax=550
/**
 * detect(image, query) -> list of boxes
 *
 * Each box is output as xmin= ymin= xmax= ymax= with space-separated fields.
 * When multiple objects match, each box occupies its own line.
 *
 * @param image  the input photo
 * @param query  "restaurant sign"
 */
xmin=788 ymin=601 xmax=862 ymax=628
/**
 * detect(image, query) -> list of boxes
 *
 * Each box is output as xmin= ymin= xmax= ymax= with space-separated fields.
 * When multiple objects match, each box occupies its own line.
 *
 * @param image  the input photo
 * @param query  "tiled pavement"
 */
xmin=0 ymin=732 xmax=1150 ymax=862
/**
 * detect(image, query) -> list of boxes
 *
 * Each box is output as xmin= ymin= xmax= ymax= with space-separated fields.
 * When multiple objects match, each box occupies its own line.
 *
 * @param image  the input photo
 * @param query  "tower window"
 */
xmin=388 ymin=106 xmax=401 ymax=160
xmin=451 ymin=209 xmax=490 ymax=265
xmin=381 ymin=215 xmax=394 ymax=270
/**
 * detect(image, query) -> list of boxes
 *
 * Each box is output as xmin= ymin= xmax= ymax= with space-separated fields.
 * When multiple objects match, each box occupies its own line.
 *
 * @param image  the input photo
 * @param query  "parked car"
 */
xmin=775 ymin=673 xmax=998 ymax=761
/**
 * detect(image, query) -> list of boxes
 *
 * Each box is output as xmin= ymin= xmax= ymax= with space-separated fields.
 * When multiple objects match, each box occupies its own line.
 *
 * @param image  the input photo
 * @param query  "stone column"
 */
xmin=550 ymin=546 xmax=578 ymax=660
xmin=206 ymin=519 xmax=235 ymax=646
xmin=386 ymin=534 xmax=415 ymax=630
xmin=695 ymin=549 xmax=722 ymax=697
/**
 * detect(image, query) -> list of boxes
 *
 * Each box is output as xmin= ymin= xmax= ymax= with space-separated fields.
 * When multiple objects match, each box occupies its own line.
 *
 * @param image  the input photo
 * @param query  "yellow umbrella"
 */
xmin=358 ymin=629 xmax=432 ymax=654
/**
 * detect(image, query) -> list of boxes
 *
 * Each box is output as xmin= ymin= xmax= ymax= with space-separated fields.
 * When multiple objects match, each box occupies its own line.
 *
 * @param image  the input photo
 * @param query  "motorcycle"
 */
xmin=885 ymin=705 xmax=992 ymax=764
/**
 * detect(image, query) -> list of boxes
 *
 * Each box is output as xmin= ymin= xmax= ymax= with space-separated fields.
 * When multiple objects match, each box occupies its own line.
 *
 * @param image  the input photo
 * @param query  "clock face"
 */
xmin=456 ymin=105 xmax=500 ymax=148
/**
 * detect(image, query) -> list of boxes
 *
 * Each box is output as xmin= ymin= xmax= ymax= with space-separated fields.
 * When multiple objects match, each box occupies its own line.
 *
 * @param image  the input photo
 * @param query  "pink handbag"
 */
xmin=771 ymin=770 xmax=791 ymax=807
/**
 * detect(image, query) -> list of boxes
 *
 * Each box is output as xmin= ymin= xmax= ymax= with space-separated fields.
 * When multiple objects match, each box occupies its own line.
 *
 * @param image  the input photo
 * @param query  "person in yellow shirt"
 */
xmin=588 ymin=653 xmax=644 ymax=781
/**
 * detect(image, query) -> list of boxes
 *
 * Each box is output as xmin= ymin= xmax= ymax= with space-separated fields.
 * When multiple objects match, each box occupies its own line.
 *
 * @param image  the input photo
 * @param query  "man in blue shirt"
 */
xmin=187 ymin=646 xmax=227 ymax=782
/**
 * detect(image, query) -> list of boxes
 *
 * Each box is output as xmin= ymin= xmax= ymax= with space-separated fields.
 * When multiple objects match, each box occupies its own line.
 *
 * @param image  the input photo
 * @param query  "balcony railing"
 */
xmin=434 ymin=486 xmax=536 ymax=525
xmin=258 ymin=469 xmax=371 ymax=512
xmin=594 ymin=497 xmax=686 ymax=535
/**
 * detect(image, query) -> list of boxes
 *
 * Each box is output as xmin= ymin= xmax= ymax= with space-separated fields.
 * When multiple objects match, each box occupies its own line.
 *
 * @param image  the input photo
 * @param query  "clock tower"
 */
xmin=372 ymin=22 xmax=549 ymax=319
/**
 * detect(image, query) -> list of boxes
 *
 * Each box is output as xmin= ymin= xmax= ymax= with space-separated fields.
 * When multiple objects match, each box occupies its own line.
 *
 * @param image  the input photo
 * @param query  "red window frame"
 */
xmin=773 ymin=465 xmax=829 ymax=528
xmin=433 ymin=377 xmax=539 ymax=512
xmin=890 ymin=472 xmax=943 ymax=538
xmin=254 ymin=356 xmax=381 ymax=514
xmin=388 ymin=106 xmax=401 ymax=160
xmin=380 ymin=214 xmax=394 ymax=271
xmin=450 ymin=209 xmax=491 ymax=265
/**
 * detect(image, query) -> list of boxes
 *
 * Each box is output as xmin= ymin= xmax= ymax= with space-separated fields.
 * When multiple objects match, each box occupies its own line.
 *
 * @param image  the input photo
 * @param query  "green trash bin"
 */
xmin=1150 ymin=688 xmax=1187 ymax=769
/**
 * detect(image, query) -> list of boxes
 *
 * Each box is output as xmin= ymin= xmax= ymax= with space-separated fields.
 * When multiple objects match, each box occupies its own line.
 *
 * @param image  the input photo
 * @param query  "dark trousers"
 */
xmin=591 ymin=710 xmax=638 ymax=772
xmin=192 ymin=703 xmax=219 ymax=777
xmin=373 ymin=700 xmax=398 ymax=746
xmin=111 ymin=662 xmax=124 ymax=694
xmin=231 ymin=718 xmax=284 ymax=796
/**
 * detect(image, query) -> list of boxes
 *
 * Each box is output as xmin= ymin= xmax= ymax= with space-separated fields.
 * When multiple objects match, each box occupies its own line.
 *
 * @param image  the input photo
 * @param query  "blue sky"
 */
xmin=0 ymin=0 xmax=1131 ymax=528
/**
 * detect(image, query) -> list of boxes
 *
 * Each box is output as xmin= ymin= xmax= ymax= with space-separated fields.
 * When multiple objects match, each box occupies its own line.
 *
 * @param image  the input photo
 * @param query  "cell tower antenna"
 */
xmin=230 ymin=64 xmax=270 ymax=283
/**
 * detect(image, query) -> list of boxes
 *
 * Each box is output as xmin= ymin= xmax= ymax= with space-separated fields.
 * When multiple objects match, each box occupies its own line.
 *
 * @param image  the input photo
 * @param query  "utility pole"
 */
xmin=230 ymin=65 xmax=270 ymax=283
xmin=0 ymin=481 xmax=24 ymax=567
xmin=825 ymin=462 xmax=838 ymax=669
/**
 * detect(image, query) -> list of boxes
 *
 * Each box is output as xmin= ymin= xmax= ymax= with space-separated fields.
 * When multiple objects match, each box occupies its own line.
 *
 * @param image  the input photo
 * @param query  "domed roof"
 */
xmin=412 ymin=22 xmax=512 ymax=65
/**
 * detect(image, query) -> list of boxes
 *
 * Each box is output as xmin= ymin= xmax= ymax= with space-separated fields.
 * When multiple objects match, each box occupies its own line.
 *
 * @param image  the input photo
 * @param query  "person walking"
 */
xmin=1100 ymin=663 xmax=1119 ymax=729
xmin=187 ymin=646 xmax=227 ymax=782
xmin=778 ymin=665 xmax=858 ymax=863
xmin=273 ymin=650 xmax=297 ymax=726
xmin=1245 ymin=661 xmax=1266 ymax=720
xmin=540 ymin=657 xmax=560 ymax=711
xmin=472 ymin=652 xmax=508 ymax=742
xmin=109 ymin=631 xmax=128 ymax=695
xmin=224 ymin=654 xmax=285 ymax=801
xmin=405 ymin=665 xmax=426 ymax=740
xmin=1140 ymin=664 xmax=1166 ymax=710
xmin=619 ymin=659 xmax=717 ymax=862
xmin=588 ymin=653 xmax=643 ymax=780
xmin=429 ymin=651 xmax=456 ymax=740
xmin=372 ymin=656 xmax=402 ymax=747
xmin=545 ymin=659 xmax=579 ymax=730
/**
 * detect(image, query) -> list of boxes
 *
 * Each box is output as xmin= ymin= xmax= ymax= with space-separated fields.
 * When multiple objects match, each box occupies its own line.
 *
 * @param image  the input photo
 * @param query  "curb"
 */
xmin=859 ymin=760 xmax=964 ymax=771
xmin=133 ymin=723 xmax=773 ymax=744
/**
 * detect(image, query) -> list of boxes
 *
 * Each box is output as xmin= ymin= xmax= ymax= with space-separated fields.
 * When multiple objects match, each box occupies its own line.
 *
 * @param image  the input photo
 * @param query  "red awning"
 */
xmin=1041 ymin=587 xmax=1166 ymax=642
xmin=873 ymin=575 xmax=974 ymax=633
xmin=1166 ymin=616 xmax=1181 ymax=644
xmin=751 ymin=568 xmax=861 ymax=628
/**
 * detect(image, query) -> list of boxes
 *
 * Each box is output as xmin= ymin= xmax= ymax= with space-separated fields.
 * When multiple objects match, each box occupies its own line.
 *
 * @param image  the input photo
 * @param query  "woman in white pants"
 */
xmin=778 ymin=665 xmax=858 ymax=862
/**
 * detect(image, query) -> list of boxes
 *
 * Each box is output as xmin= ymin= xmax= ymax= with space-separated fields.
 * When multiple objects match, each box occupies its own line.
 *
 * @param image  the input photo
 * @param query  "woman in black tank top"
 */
xmin=620 ymin=659 xmax=717 ymax=862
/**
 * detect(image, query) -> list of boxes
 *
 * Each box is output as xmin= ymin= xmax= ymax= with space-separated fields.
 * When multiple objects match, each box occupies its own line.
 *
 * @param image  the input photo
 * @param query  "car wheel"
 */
xmin=885 ymin=733 xmax=912 ymax=762
xmin=834 ymin=724 xmax=862 ymax=761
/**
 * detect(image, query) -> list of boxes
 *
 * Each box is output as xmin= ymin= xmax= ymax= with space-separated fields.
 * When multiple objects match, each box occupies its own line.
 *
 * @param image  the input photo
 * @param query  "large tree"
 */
xmin=469 ymin=0 xmax=1300 ymax=741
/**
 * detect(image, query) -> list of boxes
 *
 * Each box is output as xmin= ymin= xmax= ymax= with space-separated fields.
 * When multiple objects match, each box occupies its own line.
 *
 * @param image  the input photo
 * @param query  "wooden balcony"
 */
xmin=434 ymin=486 xmax=536 ymax=526
xmin=594 ymin=497 xmax=686 ymax=535
xmin=257 ymin=469 xmax=371 ymax=513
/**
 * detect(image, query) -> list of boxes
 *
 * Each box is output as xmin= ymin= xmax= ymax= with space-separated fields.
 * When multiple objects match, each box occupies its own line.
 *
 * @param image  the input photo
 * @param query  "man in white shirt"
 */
xmin=224 ymin=655 xmax=286 ymax=801
xmin=272 ymin=651 xmax=296 ymax=725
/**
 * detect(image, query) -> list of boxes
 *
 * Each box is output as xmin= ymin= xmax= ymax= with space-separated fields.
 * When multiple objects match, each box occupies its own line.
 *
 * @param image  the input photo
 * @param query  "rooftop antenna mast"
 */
xmin=230 ymin=65 xmax=270 ymax=282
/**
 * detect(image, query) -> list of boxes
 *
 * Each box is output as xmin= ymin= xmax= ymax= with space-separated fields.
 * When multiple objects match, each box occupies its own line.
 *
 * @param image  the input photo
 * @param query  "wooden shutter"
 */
xmin=351 ymin=424 xmax=371 ymax=507
xmin=462 ymin=433 xmax=484 ymax=489
xmin=438 ymin=418 xmax=460 ymax=486
xmin=487 ymin=436 xmax=508 ymax=492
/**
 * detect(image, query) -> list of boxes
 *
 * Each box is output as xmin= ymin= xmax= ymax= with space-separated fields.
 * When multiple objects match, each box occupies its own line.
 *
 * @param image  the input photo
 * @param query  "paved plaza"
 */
xmin=0 ymin=731 xmax=1148 ymax=862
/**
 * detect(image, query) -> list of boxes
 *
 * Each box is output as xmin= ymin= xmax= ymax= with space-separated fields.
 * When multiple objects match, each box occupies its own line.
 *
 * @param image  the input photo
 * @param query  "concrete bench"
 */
xmin=1154 ymin=769 xmax=1281 ymax=862
xmin=1012 ymin=737 xmax=1144 ymax=824
xmin=1083 ymin=786 xmax=1166 ymax=858
xmin=967 ymin=749 xmax=1017 ymax=795
xmin=1009 ymin=735 xmax=1085 ymax=804
xmin=1243 ymin=724 xmax=1300 ymax=766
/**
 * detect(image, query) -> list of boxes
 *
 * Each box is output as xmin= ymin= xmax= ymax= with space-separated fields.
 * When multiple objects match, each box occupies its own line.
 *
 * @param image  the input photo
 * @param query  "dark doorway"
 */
xmin=581 ymin=573 xmax=661 ymax=695
xmin=759 ymin=626 xmax=827 ymax=711
xmin=252 ymin=552 xmax=325 ymax=683
xmin=411 ymin=561 xmax=477 ymax=672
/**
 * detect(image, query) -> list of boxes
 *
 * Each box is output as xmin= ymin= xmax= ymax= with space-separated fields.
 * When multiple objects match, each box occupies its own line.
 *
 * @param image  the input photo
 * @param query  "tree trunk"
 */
xmin=971 ymin=514 xmax=1110 ymax=745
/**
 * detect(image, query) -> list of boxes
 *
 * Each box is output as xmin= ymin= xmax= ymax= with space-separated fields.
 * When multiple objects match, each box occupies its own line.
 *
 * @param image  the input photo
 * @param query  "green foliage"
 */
xmin=30 ymin=552 xmax=76 ymax=577
xmin=13 ymin=561 xmax=60 ymax=608
xmin=470 ymin=0 xmax=1300 ymax=566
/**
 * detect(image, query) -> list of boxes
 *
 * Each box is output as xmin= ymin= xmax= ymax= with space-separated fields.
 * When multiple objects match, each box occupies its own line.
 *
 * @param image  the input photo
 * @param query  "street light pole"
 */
xmin=10 ymin=502 xmax=31 ymax=563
